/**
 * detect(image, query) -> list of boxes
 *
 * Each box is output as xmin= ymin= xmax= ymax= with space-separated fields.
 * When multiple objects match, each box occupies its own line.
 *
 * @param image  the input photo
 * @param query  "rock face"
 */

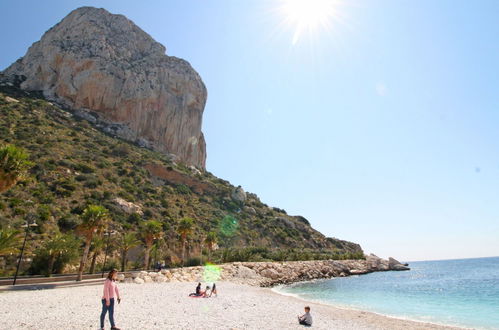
xmin=2 ymin=6 xmax=207 ymax=168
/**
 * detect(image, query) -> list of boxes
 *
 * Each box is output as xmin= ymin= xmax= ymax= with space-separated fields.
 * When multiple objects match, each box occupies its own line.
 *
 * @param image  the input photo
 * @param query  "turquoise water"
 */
xmin=277 ymin=257 xmax=499 ymax=329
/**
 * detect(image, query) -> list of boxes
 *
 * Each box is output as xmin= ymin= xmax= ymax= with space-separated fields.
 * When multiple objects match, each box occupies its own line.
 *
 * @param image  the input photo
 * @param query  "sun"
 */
xmin=280 ymin=0 xmax=341 ymax=45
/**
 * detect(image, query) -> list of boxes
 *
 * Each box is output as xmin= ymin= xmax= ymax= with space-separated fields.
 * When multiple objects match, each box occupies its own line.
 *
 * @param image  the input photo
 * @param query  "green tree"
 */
xmin=0 ymin=145 xmax=32 ymax=193
xmin=88 ymin=237 xmax=106 ymax=274
xmin=119 ymin=232 xmax=140 ymax=272
xmin=204 ymin=231 xmax=217 ymax=262
xmin=43 ymin=233 xmax=80 ymax=277
xmin=178 ymin=217 xmax=194 ymax=266
xmin=139 ymin=220 xmax=163 ymax=269
xmin=76 ymin=205 xmax=110 ymax=281
xmin=0 ymin=228 xmax=21 ymax=256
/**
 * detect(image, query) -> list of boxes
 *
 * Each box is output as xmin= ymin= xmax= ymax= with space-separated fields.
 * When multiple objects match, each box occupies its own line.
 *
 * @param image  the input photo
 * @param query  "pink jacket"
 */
xmin=102 ymin=279 xmax=120 ymax=302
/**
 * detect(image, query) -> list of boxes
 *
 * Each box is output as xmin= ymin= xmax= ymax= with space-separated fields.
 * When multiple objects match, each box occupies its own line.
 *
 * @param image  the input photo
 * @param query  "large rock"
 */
xmin=2 ymin=6 xmax=207 ymax=168
xmin=260 ymin=268 xmax=280 ymax=280
xmin=388 ymin=257 xmax=410 ymax=271
xmin=113 ymin=197 xmax=143 ymax=215
xmin=237 ymin=266 xmax=259 ymax=279
xmin=231 ymin=186 xmax=246 ymax=203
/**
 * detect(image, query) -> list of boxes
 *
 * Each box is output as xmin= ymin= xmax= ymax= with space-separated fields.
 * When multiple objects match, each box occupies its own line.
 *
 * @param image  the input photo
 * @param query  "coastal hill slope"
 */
xmin=2 ymin=6 xmax=207 ymax=168
xmin=0 ymin=88 xmax=363 ymax=269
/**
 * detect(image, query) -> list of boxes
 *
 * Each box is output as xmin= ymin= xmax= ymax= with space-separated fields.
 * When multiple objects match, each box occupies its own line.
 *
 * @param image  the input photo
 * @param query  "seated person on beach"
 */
xmin=209 ymin=283 xmax=217 ymax=297
xmin=189 ymin=282 xmax=202 ymax=296
xmin=298 ymin=306 xmax=313 ymax=326
xmin=202 ymin=285 xmax=211 ymax=297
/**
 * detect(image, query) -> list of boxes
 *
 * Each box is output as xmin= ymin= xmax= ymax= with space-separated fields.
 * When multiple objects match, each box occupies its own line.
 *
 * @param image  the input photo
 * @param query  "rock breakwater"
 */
xmin=121 ymin=255 xmax=409 ymax=287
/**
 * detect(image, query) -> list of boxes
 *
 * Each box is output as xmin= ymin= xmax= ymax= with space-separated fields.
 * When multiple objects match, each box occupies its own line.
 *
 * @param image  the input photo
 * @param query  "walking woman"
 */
xmin=100 ymin=269 xmax=121 ymax=330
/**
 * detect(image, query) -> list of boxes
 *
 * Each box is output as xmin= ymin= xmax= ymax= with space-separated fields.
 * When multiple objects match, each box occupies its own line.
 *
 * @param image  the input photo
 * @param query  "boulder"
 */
xmin=260 ymin=268 xmax=280 ymax=280
xmin=117 ymin=274 xmax=125 ymax=282
xmin=237 ymin=266 xmax=259 ymax=279
xmin=388 ymin=257 xmax=410 ymax=271
xmin=231 ymin=186 xmax=246 ymax=203
xmin=391 ymin=263 xmax=410 ymax=271
xmin=243 ymin=206 xmax=257 ymax=215
xmin=134 ymin=277 xmax=144 ymax=284
xmin=113 ymin=198 xmax=143 ymax=215
xmin=155 ymin=275 xmax=167 ymax=282
xmin=143 ymin=276 xmax=153 ymax=283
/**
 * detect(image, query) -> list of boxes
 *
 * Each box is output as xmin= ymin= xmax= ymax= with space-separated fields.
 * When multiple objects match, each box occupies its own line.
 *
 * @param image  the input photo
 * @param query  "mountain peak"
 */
xmin=2 ymin=6 xmax=207 ymax=168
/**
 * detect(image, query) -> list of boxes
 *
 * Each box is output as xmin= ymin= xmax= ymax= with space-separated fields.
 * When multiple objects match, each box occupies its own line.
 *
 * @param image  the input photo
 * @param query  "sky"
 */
xmin=1 ymin=0 xmax=498 ymax=261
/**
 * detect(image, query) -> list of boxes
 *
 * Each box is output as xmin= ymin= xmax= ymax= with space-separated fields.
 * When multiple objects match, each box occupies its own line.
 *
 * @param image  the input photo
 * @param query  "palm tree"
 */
xmin=139 ymin=220 xmax=163 ymax=269
xmin=44 ymin=233 xmax=79 ymax=277
xmin=88 ymin=237 xmax=105 ymax=274
xmin=76 ymin=205 xmax=110 ymax=281
xmin=178 ymin=217 xmax=194 ymax=266
xmin=0 ymin=145 xmax=31 ymax=193
xmin=119 ymin=232 xmax=140 ymax=272
xmin=204 ymin=231 xmax=217 ymax=263
xmin=0 ymin=228 xmax=21 ymax=256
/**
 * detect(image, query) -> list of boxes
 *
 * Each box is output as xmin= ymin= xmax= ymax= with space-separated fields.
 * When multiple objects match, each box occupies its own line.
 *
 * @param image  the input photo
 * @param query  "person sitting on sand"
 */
xmin=189 ymin=282 xmax=202 ymax=296
xmin=298 ymin=306 xmax=313 ymax=326
xmin=209 ymin=283 xmax=217 ymax=297
xmin=202 ymin=285 xmax=211 ymax=297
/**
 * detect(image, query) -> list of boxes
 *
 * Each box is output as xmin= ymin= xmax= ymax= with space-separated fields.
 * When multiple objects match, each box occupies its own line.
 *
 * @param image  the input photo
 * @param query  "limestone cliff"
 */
xmin=2 ymin=6 xmax=207 ymax=168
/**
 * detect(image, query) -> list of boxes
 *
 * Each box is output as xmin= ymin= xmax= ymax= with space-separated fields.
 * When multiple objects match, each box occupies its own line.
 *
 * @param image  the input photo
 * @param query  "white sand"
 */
xmin=0 ymin=282 xmax=463 ymax=330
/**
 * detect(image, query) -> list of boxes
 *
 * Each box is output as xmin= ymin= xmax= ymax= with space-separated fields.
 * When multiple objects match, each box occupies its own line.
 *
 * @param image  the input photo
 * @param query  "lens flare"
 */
xmin=220 ymin=215 xmax=239 ymax=237
xmin=203 ymin=263 xmax=222 ymax=282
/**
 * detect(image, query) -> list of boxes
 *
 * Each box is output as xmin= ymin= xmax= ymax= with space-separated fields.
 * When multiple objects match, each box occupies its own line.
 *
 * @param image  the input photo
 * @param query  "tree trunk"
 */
xmin=77 ymin=236 xmax=92 ymax=281
xmin=144 ymin=244 xmax=151 ymax=270
xmin=89 ymin=251 xmax=98 ymax=274
xmin=200 ymin=243 xmax=203 ymax=266
xmin=47 ymin=254 xmax=56 ymax=277
xmin=208 ymin=249 xmax=211 ymax=263
xmin=121 ymin=249 xmax=128 ymax=272
xmin=181 ymin=240 xmax=186 ymax=267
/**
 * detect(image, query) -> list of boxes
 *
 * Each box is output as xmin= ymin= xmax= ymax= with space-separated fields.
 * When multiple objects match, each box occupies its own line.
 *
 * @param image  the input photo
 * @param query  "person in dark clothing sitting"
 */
xmin=298 ymin=306 xmax=313 ymax=326
xmin=189 ymin=282 xmax=202 ymax=296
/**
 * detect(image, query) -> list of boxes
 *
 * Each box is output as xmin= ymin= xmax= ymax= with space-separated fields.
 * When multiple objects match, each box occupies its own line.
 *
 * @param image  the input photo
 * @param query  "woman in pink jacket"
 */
xmin=100 ymin=269 xmax=121 ymax=330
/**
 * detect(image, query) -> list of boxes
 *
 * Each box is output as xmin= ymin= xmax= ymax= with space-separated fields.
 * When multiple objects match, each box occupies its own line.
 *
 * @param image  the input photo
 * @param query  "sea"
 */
xmin=275 ymin=257 xmax=499 ymax=329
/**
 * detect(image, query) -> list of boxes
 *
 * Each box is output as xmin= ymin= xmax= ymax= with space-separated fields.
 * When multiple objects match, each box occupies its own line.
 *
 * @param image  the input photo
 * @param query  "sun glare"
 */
xmin=280 ymin=0 xmax=340 ymax=45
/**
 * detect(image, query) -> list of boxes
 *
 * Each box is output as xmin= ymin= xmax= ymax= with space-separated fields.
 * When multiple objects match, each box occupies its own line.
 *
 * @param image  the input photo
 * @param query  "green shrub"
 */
xmin=176 ymin=184 xmax=191 ymax=195
xmin=57 ymin=215 xmax=81 ymax=231
xmin=185 ymin=257 xmax=201 ymax=267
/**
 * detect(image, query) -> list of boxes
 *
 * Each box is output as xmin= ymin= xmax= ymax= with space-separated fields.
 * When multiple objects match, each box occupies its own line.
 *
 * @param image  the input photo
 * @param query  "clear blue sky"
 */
xmin=1 ymin=0 xmax=498 ymax=261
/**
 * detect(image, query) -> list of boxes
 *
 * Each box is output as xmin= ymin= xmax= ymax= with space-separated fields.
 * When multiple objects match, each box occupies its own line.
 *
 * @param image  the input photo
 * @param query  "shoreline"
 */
xmin=0 ymin=281 xmax=464 ymax=330
xmin=270 ymin=284 xmax=470 ymax=330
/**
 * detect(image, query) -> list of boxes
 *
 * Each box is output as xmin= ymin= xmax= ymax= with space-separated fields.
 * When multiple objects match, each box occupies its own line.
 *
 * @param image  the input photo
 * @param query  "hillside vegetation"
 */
xmin=0 ymin=86 xmax=363 ymax=276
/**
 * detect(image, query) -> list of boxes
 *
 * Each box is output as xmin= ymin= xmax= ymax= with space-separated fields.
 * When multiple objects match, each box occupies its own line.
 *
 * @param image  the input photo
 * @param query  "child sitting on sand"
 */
xmin=298 ymin=306 xmax=313 ymax=326
xmin=202 ymin=285 xmax=211 ymax=297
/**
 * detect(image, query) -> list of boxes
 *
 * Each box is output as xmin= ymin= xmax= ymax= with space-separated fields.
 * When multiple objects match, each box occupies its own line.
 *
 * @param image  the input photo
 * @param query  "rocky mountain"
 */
xmin=0 ymin=7 xmax=365 ymax=275
xmin=2 ymin=6 xmax=206 ymax=168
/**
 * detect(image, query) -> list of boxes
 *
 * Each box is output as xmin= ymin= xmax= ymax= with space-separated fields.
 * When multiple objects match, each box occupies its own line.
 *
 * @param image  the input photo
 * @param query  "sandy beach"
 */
xmin=0 ymin=282 xmax=463 ymax=330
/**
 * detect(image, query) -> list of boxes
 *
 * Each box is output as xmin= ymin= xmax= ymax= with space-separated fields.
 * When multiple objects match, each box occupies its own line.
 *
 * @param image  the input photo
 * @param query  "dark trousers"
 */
xmin=299 ymin=319 xmax=311 ymax=326
xmin=100 ymin=298 xmax=115 ymax=328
